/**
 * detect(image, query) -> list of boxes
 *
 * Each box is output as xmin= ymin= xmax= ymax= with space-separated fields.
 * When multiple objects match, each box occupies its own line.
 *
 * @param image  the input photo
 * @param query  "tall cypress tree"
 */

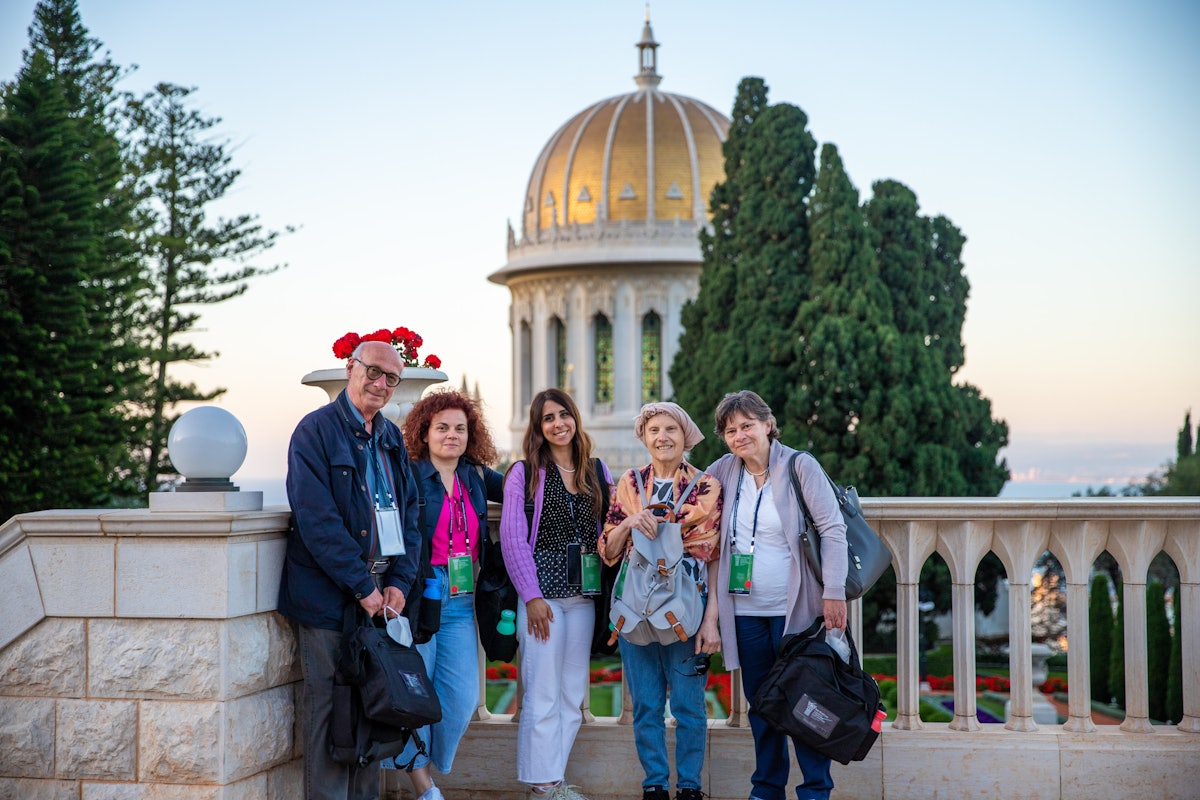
xmin=673 ymin=78 xmax=768 ymax=465
xmin=1088 ymin=574 xmax=1114 ymax=703
xmin=1166 ymin=581 xmax=1183 ymax=723
xmin=1146 ymin=580 xmax=1171 ymax=722
xmin=1109 ymin=581 xmax=1126 ymax=707
xmin=0 ymin=0 xmax=144 ymax=518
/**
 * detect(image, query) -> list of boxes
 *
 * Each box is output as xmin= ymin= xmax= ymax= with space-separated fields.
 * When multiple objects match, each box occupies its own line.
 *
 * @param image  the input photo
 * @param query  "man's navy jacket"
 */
xmin=278 ymin=390 xmax=422 ymax=630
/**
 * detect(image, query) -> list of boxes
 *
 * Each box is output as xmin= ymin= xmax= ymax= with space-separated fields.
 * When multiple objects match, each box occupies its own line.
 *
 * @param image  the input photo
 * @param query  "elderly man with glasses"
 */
xmin=279 ymin=339 xmax=422 ymax=800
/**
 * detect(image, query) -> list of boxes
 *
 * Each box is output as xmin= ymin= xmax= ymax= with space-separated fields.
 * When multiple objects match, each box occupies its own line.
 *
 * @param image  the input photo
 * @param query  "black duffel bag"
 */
xmin=751 ymin=617 xmax=884 ymax=765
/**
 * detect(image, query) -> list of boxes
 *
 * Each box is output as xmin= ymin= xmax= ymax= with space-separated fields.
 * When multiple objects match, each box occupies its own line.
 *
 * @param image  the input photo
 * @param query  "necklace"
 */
xmin=745 ymin=464 xmax=769 ymax=477
xmin=556 ymin=463 xmax=577 ymax=474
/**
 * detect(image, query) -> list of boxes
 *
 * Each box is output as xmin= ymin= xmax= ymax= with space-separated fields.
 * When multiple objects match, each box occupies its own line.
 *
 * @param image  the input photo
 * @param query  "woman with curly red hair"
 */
xmin=382 ymin=390 xmax=503 ymax=800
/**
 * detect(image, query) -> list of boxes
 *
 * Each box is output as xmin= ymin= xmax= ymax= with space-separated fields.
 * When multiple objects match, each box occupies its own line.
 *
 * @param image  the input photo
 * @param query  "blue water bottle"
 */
xmin=497 ymin=609 xmax=516 ymax=636
xmin=417 ymin=573 xmax=442 ymax=642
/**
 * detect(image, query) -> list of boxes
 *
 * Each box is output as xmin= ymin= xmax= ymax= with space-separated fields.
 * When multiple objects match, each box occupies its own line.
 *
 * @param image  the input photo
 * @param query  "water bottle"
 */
xmin=496 ymin=609 xmax=516 ymax=636
xmin=417 ymin=574 xmax=442 ymax=640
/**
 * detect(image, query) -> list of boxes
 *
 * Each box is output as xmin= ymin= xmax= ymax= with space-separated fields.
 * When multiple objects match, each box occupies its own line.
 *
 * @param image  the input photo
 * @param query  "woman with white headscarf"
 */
xmin=600 ymin=402 xmax=722 ymax=800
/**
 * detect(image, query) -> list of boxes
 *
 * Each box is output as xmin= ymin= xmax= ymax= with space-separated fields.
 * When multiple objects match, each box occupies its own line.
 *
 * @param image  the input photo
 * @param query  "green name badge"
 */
xmin=447 ymin=553 xmax=474 ymax=596
xmin=728 ymin=552 xmax=754 ymax=595
xmin=613 ymin=558 xmax=629 ymax=598
xmin=581 ymin=552 xmax=602 ymax=596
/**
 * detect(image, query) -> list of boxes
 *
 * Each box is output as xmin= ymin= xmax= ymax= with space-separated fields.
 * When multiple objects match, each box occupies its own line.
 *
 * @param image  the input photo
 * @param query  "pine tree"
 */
xmin=0 ymin=0 xmax=145 ymax=518
xmin=1109 ymin=581 xmax=1126 ymax=707
xmin=1146 ymin=580 xmax=1171 ymax=722
xmin=122 ymin=82 xmax=289 ymax=490
xmin=1088 ymin=574 xmax=1114 ymax=703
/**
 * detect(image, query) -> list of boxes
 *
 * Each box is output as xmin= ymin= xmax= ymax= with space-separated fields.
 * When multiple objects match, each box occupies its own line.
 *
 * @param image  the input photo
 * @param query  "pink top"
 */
xmin=430 ymin=478 xmax=481 ymax=565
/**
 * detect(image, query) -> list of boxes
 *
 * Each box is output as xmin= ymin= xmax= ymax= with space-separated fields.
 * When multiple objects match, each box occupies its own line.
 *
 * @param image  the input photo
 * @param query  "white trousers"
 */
xmin=516 ymin=594 xmax=595 ymax=785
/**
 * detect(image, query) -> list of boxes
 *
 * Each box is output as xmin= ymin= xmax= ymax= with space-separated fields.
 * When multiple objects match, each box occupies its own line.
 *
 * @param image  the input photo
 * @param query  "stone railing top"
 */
xmin=858 ymin=496 xmax=1200 ymax=521
xmin=4 ymin=506 xmax=292 ymax=542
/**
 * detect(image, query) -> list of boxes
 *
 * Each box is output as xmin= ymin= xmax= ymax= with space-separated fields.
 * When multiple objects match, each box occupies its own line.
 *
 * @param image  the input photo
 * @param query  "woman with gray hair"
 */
xmin=600 ymin=401 xmax=722 ymax=800
xmin=707 ymin=390 xmax=847 ymax=800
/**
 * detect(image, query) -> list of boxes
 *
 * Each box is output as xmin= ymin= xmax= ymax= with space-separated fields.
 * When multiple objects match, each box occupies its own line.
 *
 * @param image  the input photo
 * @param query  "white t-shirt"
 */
xmin=729 ymin=469 xmax=790 ymax=616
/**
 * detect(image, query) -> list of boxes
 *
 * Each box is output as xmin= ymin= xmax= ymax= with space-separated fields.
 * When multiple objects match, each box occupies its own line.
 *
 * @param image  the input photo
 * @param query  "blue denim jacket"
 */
xmin=278 ymin=391 xmax=422 ymax=630
xmin=411 ymin=457 xmax=505 ymax=555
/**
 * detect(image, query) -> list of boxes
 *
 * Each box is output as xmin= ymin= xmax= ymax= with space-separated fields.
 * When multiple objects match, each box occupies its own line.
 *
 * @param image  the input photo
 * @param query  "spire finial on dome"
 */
xmin=634 ymin=5 xmax=662 ymax=89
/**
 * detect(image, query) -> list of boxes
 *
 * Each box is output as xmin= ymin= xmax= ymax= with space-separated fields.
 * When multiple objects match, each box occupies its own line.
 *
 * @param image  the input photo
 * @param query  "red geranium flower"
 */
xmin=330 ymin=327 xmax=442 ymax=369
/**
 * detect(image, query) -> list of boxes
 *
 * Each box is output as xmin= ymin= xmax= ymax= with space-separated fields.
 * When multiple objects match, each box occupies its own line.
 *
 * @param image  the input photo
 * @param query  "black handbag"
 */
xmin=751 ymin=617 xmax=884 ymax=765
xmin=475 ymin=532 xmax=519 ymax=662
xmin=337 ymin=607 xmax=442 ymax=731
xmin=787 ymin=452 xmax=891 ymax=601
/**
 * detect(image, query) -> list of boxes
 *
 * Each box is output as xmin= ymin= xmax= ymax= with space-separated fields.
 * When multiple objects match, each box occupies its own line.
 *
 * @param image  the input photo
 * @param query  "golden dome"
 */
xmin=493 ymin=18 xmax=730 ymax=280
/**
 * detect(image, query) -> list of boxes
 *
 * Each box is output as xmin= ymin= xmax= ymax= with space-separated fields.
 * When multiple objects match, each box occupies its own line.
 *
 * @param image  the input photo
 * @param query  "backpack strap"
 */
xmin=671 ymin=470 xmax=705 ymax=518
xmin=635 ymin=467 xmax=703 ymax=521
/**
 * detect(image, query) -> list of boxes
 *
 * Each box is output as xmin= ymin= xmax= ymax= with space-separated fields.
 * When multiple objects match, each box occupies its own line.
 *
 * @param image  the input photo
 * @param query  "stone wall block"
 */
xmin=0 ymin=618 xmax=85 ymax=697
xmin=0 ymin=777 xmax=78 ymax=800
xmin=81 ymin=783 xmax=220 ymax=800
xmin=224 ymin=613 xmax=300 ymax=700
xmin=224 ymin=686 xmax=294 ymax=783
xmin=0 ymin=544 xmax=45 ymax=651
xmin=55 ymin=699 xmax=136 ymax=780
xmin=138 ymin=700 xmax=221 ymax=783
xmin=89 ymin=620 xmax=219 ymax=699
xmin=0 ymin=697 xmax=54 ymax=778
xmin=29 ymin=538 xmax=115 ymax=617
xmin=116 ymin=540 xmax=233 ymax=619
xmin=256 ymin=538 xmax=286 ymax=613
xmin=261 ymin=759 xmax=303 ymax=799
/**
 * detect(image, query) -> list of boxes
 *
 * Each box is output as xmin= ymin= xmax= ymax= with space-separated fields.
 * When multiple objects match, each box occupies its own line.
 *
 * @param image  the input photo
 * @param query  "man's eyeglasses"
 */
xmin=353 ymin=357 xmax=401 ymax=388
xmin=676 ymin=653 xmax=711 ymax=677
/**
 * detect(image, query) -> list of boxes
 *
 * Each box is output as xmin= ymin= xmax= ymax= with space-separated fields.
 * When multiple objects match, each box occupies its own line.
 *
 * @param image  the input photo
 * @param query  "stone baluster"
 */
xmin=1163 ymin=518 xmax=1200 ymax=733
xmin=1107 ymin=518 xmax=1167 ymax=733
xmin=1050 ymin=517 xmax=1109 ymax=732
xmin=937 ymin=519 xmax=994 ymax=732
xmin=878 ymin=518 xmax=937 ymax=731
xmin=992 ymin=518 xmax=1051 ymax=732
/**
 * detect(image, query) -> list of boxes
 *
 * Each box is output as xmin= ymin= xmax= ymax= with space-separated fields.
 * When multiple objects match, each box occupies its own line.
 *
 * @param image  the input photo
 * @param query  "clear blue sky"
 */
xmin=3 ymin=0 xmax=1198 ymax=500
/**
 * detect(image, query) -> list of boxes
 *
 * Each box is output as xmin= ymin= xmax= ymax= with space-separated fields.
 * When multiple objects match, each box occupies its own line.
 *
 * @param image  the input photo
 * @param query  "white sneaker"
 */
xmin=416 ymin=787 xmax=444 ymax=800
xmin=550 ymin=785 xmax=590 ymax=800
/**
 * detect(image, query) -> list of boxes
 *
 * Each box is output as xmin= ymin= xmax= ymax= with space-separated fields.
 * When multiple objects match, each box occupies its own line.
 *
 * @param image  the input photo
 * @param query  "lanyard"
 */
xmin=729 ymin=464 xmax=766 ymax=554
xmin=366 ymin=437 xmax=396 ymax=509
xmin=448 ymin=475 xmax=471 ymax=556
xmin=565 ymin=490 xmax=584 ymax=545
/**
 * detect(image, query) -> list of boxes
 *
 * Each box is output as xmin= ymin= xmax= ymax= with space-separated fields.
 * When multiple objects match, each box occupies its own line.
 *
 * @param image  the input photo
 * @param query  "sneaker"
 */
xmin=549 ymin=785 xmax=590 ymax=800
xmin=643 ymin=788 xmax=670 ymax=800
xmin=416 ymin=787 xmax=444 ymax=800
xmin=676 ymin=790 xmax=704 ymax=800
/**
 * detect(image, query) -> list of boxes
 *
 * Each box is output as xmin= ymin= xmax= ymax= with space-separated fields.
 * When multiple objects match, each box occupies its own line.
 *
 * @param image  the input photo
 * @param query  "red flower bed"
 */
xmin=590 ymin=666 xmax=623 ymax=683
xmin=485 ymin=663 xmax=516 ymax=681
xmin=706 ymin=672 xmax=732 ymax=714
xmin=1039 ymin=677 xmax=1068 ymax=694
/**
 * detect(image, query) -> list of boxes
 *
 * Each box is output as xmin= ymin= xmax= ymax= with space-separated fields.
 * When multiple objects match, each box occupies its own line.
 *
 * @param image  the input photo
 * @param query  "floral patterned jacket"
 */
xmin=600 ymin=461 xmax=723 ymax=572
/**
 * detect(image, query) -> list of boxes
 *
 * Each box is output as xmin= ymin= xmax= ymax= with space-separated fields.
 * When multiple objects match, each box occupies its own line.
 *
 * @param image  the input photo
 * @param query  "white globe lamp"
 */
xmin=168 ymin=406 xmax=248 ymax=491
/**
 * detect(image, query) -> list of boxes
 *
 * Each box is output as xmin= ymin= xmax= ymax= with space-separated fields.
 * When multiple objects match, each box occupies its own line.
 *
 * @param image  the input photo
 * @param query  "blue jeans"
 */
xmin=384 ymin=566 xmax=480 ymax=774
xmin=735 ymin=615 xmax=833 ymax=800
xmin=621 ymin=637 xmax=708 ymax=790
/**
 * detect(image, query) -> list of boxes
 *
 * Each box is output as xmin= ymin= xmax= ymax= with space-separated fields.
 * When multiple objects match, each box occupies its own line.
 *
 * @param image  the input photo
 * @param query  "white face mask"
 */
xmin=383 ymin=606 xmax=413 ymax=647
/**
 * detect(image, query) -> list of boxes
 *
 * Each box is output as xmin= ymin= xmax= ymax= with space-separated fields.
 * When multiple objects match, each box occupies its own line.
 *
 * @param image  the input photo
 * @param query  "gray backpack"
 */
xmin=608 ymin=471 xmax=704 ymax=646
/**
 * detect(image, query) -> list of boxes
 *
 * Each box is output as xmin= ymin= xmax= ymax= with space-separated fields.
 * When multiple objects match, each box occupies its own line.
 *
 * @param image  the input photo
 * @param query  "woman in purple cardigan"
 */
xmin=707 ymin=390 xmax=848 ymax=800
xmin=500 ymin=388 xmax=613 ymax=800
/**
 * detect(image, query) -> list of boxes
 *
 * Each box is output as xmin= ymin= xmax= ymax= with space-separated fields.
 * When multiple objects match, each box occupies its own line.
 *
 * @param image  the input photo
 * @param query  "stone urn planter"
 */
xmin=301 ymin=365 xmax=449 ymax=423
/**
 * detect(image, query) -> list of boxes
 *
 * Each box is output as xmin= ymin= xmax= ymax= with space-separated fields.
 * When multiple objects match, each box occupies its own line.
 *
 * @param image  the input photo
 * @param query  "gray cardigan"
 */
xmin=708 ymin=439 xmax=848 ymax=671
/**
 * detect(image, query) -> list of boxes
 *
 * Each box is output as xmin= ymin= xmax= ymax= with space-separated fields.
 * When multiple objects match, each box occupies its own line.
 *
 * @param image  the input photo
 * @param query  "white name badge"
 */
xmin=375 ymin=506 xmax=406 ymax=556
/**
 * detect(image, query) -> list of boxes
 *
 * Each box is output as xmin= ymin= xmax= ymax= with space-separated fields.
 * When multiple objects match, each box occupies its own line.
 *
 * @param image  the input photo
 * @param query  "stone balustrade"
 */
xmin=1 ymin=498 xmax=1197 ymax=799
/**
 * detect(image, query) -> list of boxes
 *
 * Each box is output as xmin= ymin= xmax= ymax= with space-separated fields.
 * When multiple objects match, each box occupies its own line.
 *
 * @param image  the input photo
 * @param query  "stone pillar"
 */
xmin=0 ymin=506 xmax=301 ymax=798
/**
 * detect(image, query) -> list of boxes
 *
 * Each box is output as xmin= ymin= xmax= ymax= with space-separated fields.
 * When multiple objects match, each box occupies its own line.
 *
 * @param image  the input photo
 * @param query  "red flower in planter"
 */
xmin=330 ymin=326 xmax=441 ymax=368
